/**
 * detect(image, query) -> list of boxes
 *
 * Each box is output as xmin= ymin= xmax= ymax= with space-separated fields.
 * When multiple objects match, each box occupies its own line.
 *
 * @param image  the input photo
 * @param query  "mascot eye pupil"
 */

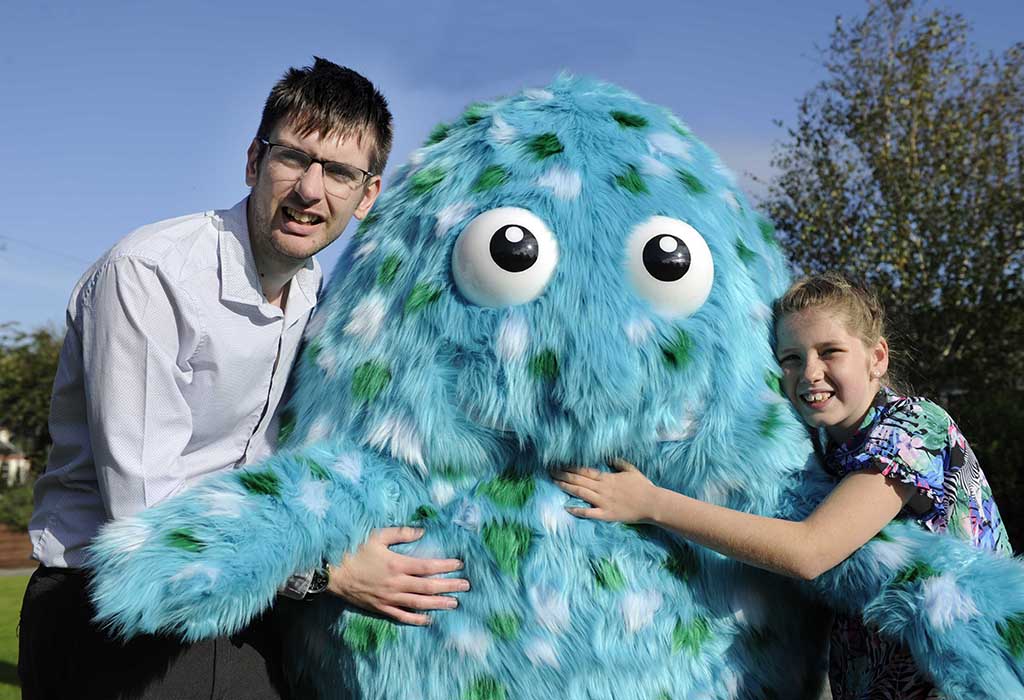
xmin=643 ymin=234 xmax=691 ymax=281
xmin=490 ymin=225 xmax=539 ymax=273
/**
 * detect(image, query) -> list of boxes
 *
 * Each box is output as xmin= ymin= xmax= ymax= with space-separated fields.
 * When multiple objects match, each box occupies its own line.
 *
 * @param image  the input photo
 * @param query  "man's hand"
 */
xmin=327 ymin=526 xmax=469 ymax=625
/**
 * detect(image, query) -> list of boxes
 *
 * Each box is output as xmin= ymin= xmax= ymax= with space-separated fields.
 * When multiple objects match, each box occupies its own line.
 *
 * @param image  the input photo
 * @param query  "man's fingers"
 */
xmin=608 ymin=457 xmax=638 ymax=472
xmin=563 ymin=465 xmax=603 ymax=479
xmin=393 ymin=592 xmax=460 ymax=611
xmin=379 ymin=605 xmax=431 ymax=626
xmin=566 ymin=506 xmax=609 ymax=520
xmin=398 ymin=555 xmax=465 ymax=577
xmin=553 ymin=470 xmax=595 ymax=487
xmin=555 ymin=480 xmax=599 ymax=504
xmin=401 ymin=573 xmax=471 ymax=595
xmin=374 ymin=526 xmax=425 ymax=545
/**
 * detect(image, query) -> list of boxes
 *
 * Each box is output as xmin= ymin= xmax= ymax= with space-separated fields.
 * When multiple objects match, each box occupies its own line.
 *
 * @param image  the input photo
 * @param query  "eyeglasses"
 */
xmin=258 ymin=138 xmax=375 ymax=197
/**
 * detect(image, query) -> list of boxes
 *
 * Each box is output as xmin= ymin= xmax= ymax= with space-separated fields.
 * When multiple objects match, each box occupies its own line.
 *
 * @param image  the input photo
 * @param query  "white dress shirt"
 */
xmin=30 ymin=199 xmax=321 ymax=568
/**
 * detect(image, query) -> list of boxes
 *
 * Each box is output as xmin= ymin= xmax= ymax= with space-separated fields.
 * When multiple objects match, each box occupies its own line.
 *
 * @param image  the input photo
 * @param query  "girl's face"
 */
xmin=775 ymin=307 xmax=889 ymax=444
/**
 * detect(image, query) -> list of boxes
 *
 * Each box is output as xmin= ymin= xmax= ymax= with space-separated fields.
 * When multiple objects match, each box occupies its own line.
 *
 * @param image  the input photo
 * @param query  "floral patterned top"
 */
xmin=818 ymin=390 xmax=1012 ymax=700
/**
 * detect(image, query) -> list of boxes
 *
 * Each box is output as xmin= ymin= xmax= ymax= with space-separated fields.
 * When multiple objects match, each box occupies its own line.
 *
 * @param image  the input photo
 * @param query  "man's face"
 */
xmin=245 ymin=118 xmax=381 ymax=268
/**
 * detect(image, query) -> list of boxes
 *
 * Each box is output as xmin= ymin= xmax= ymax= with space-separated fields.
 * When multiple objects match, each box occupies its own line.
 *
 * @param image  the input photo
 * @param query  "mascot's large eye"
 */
xmin=625 ymin=216 xmax=714 ymax=317
xmin=452 ymin=207 xmax=559 ymax=307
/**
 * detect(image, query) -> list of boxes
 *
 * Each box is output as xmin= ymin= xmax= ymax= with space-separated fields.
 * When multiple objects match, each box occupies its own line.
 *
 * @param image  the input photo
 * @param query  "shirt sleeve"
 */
xmin=851 ymin=398 xmax=950 ymax=518
xmin=78 ymin=255 xmax=201 ymax=519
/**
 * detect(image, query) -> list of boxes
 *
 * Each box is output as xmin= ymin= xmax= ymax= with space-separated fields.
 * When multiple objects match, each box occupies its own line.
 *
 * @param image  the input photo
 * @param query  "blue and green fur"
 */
xmin=89 ymin=76 xmax=1024 ymax=699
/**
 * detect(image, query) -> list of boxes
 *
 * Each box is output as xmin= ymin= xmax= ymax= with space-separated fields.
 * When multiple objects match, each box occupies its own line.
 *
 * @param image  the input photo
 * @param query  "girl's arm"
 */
xmin=554 ymin=459 xmax=915 ymax=580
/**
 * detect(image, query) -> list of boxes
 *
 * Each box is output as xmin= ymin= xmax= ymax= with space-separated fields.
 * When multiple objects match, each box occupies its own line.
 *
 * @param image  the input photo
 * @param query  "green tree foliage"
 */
xmin=0 ymin=323 xmax=62 ymax=472
xmin=764 ymin=0 xmax=1024 ymax=546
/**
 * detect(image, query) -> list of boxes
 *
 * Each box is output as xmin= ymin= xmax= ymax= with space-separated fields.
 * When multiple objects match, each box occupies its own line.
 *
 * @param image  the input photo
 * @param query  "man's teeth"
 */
xmin=285 ymin=207 xmax=322 ymax=224
xmin=803 ymin=392 xmax=832 ymax=403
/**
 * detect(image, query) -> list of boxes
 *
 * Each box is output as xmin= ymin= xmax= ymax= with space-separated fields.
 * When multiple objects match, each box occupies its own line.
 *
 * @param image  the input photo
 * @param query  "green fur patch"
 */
xmin=527 ymin=132 xmax=564 ymax=160
xmin=412 ymin=504 xmax=438 ymax=523
xmin=486 ymin=612 xmax=521 ymax=640
xmin=764 ymin=371 xmax=784 ymax=398
xmin=592 ymin=558 xmax=627 ymax=591
xmin=672 ymin=616 xmax=711 ymax=655
xmin=404 ymin=283 xmax=442 ymax=315
xmin=616 ymin=165 xmax=648 ymax=195
xmin=239 ymin=470 xmax=282 ymax=497
xmin=465 ymin=676 xmax=507 ymax=700
xmin=482 ymin=521 xmax=532 ymax=578
xmin=529 ymin=349 xmax=560 ymax=381
xmin=611 ymin=111 xmax=648 ymax=128
xmin=277 ymin=409 xmax=296 ymax=446
xmin=304 ymin=337 xmax=323 ymax=364
xmin=436 ymin=463 xmax=472 ymax=481
xmin=480 ymin=472 xmax=536 ymax=509
xmin=873 ymin=529 xmax=895 ymax=542
xmin=473 ymin=165 xmax=509 ymax=192
xmin=735 ymin=239 xmax=757 ymax=265
xmin=676 ymin=169 xmax=707 ymax=195
xmin=301 ymin=456 xmax=331 ymax=481
xmin=354 ymin=209 xmax=379 ymax=238
xmin=462 ymin=102 xmax=488 ymax=125
xmin=661 ymin=328 xmax=694 ymax=370
xmin=377 ymin=254 xmax=402 ymax=286
xmin=352 ymin=361 xmax=391 ymax=402
xmin=663 ymin=543 xmax=699 ymax=582
xmin=758 ymin=403 xmax=784 ymax=439
xmin=757 ymin=217 xmax=777 ymax=245
xmin=657 ymin=693 xmax=672 ymax=700
xmin=671 ymin=122 xmax=691 ymax=138
xmin=166 ymin=528 xmax=205 ymax=553
xmin=343 ymin=614 xmax=398 ymax=653
xmin=893 ymin=560 xmax=941 ymax=585
xmin=998 ymin=613 xmax=1024 ymax=659
xmin=425 ymin=122 xmax=451 ymax=146
xmin=410 ymin=167 xmax=446 ymax=195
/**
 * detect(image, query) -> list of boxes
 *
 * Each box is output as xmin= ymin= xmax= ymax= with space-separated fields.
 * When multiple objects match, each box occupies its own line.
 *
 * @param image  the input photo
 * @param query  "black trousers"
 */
xmin=18 ymin=565 xmax=291 ymax=700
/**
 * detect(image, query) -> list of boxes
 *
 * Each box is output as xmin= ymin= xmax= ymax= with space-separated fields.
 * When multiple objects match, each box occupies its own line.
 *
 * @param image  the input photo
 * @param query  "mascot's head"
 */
xmin=290 ymin=76 xmax=793 ymax=475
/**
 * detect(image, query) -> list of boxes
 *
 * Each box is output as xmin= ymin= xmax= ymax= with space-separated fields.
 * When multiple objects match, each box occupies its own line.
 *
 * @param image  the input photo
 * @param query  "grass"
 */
xmin=0 ymin=575 xmax=28 ymax=698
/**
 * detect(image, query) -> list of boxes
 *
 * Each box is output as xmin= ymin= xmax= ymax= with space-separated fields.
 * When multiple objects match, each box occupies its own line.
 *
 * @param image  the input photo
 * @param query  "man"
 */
xmin=20 ymin=57 xmax=467 ymax=700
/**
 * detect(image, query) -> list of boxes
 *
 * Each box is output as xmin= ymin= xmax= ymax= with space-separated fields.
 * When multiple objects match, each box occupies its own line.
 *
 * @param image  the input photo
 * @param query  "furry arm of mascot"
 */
xmin=88 ymin=77 xmax=1024 ymax=699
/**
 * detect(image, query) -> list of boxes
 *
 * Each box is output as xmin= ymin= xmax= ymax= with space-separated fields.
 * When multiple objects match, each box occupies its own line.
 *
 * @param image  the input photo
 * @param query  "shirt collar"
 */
xmin=216 ymin=198 xmax=322 ymax=324
xmin=816 ymin=388 xmax=892 ymax=455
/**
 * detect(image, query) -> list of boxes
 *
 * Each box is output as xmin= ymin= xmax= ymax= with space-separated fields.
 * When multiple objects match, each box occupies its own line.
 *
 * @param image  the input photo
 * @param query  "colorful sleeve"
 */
xmin=845 ymin=398 xmax=950 ymax=520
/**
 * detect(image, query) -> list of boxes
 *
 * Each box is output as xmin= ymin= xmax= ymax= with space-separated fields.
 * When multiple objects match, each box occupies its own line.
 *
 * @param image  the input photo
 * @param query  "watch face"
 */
xmin=308 ymin=568 xmax=330 ymax=596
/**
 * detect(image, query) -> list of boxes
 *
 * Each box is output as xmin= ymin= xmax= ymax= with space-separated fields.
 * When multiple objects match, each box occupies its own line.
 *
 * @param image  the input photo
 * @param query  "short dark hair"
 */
xmin=256 ymin=57 xmax=393 ymax=176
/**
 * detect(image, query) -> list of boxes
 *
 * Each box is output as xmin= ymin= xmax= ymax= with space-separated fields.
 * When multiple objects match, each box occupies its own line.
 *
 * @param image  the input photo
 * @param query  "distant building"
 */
xmin=0 ymin=428 xmax=30 ymax=487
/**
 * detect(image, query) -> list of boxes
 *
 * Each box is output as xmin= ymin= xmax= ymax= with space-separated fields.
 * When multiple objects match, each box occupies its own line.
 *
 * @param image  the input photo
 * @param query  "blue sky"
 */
xmin=1 ymin=0 xmax=1020 ymax=330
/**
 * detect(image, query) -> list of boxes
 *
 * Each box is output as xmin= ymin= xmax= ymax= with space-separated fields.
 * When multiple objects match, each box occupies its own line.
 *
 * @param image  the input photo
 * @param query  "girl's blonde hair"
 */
xmin=773 ymin=272 xmax=907 ymax=392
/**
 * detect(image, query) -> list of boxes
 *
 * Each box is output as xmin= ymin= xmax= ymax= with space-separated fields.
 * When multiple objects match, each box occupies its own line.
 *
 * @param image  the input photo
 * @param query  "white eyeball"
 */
xmin=625 ymin=216 xmax=714 ymax=317
xmin=452 ymin=207 xmax=559 ymax=307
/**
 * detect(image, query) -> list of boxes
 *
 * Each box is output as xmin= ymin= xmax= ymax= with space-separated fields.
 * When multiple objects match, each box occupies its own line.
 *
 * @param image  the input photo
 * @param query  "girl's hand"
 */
xmin=553 ymin=458 xmax=658 ymax=523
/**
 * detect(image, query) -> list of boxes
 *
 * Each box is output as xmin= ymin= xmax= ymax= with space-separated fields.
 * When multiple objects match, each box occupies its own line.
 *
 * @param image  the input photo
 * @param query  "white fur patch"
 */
xmin=648 ymin=132 xmax=692 ymax=161
xmin=305 ymin=415 xmax=332 ymax=443
xmin=106 ymin=519 xmax=151 ymax=552
xmin=170 ymin=562 xmax=220 ymax=585
xmin=489 ymin=115 xmax=517 ymax=144
xmin=452 ymin=498 xmax=482 ymax=532
xmin=529 ymin=584 xmax=571 ymax=634
xmin=408 ymin=149 xmax=426 ymax=167
xmin=344 ymin=293 xmax=388 ymax=344
xmin=749 ymin=301 xmax=772 ymax=323
xmin=447 ymin=626 xmax=492 ymax=661
xmin=537 ymin=492 xmax=575 ymax=537
xmin=202 ymin=490 xmax=247 ymax=519
xmin=624 ymin=317 xmax=655 ymax=345
xmin=524 ymin=638 xmax=560 ymax=669
xmin=316 ymin=347 xmax=338 ymax=377
xmin=621 ymin=590 xmax=663 ymax=633
xmin=366 ymin=415 xmax=427 ymax=476
xmin=435 ymin=201 xmax=475 ymax=238
xmin=298 ymin=479 xmax=330 ymax=518
xmin=923 ymin=572 xmax=979 ymax=632
xmin=353 ymin=240 xmax=378 ymax=260
xmin=640 ymin=155 xmax=672 ymax=179
xmin=497 ymin=313 xmax=530 ymax=361
xmin=658 ymin=405 xmax=697 ymax=442
xmin=331 ymin=452 xmax=362 ymax=483
xmin=430 ymin=480 xmax=457 ymax=508
xmin=870 ymin=536 xmax=912 ymax=573
xmin=721 ymin=189 xmax=742 ymax=212
xmin=523 ymin=88 xmax=553 ymax=101
xmin=713 ymin=157 xmax=737 ymax=186
xmin=536 ymin=166 xmax=582 ymax=200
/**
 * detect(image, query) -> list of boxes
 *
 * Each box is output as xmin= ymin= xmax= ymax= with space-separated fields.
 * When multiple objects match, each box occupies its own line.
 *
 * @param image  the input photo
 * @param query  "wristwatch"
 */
xmin=305 ymin=562 xmax=331 ymax=598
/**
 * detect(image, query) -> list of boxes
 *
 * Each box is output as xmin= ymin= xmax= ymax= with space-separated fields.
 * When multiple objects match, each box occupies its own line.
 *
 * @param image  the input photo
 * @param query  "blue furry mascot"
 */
xmin=89 ymin=77 xmax=1024 ymax=699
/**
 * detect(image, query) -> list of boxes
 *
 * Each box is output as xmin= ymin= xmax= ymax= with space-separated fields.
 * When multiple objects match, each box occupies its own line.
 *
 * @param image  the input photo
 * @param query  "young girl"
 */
xmin=554 ymin=272 xmax=1011 ymax=699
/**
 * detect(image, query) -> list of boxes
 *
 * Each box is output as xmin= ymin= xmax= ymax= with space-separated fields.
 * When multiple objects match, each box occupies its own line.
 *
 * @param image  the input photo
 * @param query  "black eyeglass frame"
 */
xmin=257 ymin=138 xmax=376 ymax=188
